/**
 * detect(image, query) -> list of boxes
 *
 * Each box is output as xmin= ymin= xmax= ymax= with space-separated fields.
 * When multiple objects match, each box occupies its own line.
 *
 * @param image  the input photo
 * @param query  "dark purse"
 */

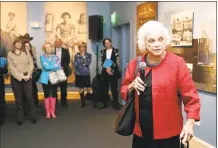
xmin=114 ymin=56 xmax=142 ymax=136
xmin=32 ymin=67 xmax=42 ymax=81
xmin=115 ymin=68 xmax=122 ymax=78
xmin=66 ymin=66 xmax=73 ymax=77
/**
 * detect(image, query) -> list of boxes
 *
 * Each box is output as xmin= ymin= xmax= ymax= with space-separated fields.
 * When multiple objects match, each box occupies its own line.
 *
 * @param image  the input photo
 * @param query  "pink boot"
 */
xmin=49 ymin=97 xmax=56 ymax=118
xmin=44 ymin=98 xmax=50 ymax=119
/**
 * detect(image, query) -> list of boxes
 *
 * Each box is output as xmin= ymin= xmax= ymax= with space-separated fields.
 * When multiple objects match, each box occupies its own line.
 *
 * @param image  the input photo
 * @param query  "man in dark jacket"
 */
xmin=54 ymin=38 xmax=70 ymax=108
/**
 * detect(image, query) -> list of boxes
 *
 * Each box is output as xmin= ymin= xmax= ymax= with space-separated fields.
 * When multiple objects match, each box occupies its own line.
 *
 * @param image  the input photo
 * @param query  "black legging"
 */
xmin=42 ymin=82 xmax=57 ymax=98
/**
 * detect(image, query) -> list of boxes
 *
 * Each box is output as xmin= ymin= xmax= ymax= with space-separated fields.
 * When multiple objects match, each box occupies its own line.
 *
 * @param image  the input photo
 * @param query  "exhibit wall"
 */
xmin=1 ymin=2 xmax=111 ymax=84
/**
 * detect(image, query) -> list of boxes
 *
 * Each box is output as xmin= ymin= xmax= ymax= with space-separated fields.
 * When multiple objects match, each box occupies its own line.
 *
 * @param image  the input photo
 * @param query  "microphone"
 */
xmin=139 ymin=62 xmax=147 ymax=81
xmin=139 ymin=62 xmax=147 ymax=96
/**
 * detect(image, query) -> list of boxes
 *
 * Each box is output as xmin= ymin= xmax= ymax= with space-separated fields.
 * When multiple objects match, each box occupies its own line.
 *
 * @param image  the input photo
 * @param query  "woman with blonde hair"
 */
xmin=7 ymin=38 xmax=37 ymax=125
xmin=74 ymin=42 xmax=93 ymax=107
xmin=39 ymin=42 xmax=60 ymax=119
xmin=120 ymin=21 xmax=200 ymax=148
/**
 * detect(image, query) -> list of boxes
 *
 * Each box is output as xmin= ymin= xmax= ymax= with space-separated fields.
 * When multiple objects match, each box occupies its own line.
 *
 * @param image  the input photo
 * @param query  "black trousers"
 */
xmin=56 ymin=80 xmax=67 ymax=104
xmin=11 ymin=77 xmax=37 ymax=121
xmin=101 ymin=74 xmax=118 ymax=106
xmin=0 ymin=76 xmax=6 ymax=124
xmin=132 ymin=134 xmax=180 ymax=148
xmin=32 ymin=79 xmax=39 ymax=105
xmin=23 ymin=79 xmax=39 ymax=111
xmin=42 ymin=82 xmax=57 ymax=98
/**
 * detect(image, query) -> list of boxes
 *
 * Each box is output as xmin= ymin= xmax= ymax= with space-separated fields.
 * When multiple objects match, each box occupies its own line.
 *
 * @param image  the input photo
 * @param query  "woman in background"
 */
xmin=100 ymin=38 xmax=120 ymax=110
xmin=120 ymin=21 xmax=200 ymax=148
xmin=24 ymin=41 xmax=40 ymax=107
xmin=7 ymin=38 xmax=37 ymax=125
xmin=74 ymin=42 xmax=93 ymax=108
xmin=39 ymin=42 xmax=60 ymax=119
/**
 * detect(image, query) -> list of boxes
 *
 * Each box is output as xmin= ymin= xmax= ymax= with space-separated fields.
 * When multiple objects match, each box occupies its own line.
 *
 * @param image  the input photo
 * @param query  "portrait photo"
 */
xmin=171 ymin=11 xmax=194 ymax=47
xmin=44 ymin=2 xmax=87 ymax=83
xmin=0 ymin=2 xmax=27 ymax=55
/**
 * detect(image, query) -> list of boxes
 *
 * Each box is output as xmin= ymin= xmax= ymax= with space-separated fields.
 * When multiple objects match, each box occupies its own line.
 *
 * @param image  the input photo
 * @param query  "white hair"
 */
xmin=137 ymin=20 xmax=171 ymax=51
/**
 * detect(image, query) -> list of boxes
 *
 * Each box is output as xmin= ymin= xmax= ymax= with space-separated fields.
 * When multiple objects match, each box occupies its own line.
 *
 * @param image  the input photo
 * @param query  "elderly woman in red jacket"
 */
xmin=120 ymin=20 xmax=200 ymax=148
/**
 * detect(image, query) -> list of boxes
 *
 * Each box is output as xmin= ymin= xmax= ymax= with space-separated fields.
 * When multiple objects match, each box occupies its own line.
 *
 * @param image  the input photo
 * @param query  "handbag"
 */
xmin=66 ymin=66 xmax=73 ymax=77
xmin=114 ymin=56 xmax=142 ymax=136
xmin=115 ymin=68 xmax=122 ymax=78
xmin=32 ymin=67 xmax=42 ymax=81
xmin=49 ymin=71 xmax=59 ymax=85
xmin=56 ymin=69 xmax=67 ymax=82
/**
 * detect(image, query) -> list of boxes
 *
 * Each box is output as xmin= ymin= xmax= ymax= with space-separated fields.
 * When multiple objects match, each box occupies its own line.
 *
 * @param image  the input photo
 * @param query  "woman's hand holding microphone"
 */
xmin=128 ymin=77 xmax=146 ymax=95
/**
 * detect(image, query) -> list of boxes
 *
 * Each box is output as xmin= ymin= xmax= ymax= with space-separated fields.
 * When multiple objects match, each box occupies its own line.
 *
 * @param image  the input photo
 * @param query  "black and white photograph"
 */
xmin=171 ymin=11 xmax=193 ymax=47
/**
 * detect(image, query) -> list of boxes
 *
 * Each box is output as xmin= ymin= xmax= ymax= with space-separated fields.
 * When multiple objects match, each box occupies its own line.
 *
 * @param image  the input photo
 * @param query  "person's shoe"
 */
xmin=61 ymin=103 xmax=68 ymax=108
xmin=113 ymin=103 xmax=120 ymax=110
xmin=93 ymin=101 xmax=97 ymax=108
xmin=80 ymin=103 xmax=85 ymax=108
xmin=31 ymin=119 xmax=37 ymax=124
xmin=16 ymin=121 xmax=23 ymax=126
xmin=85 ymin=93 xmax=94 ymax=101
xmin=36 ymin=103 xmax=42 ymax=108
xmin=61 ymin=100 xmax=68 ymax=108
xmin=99 ymin=104 xmax=107 ymax=109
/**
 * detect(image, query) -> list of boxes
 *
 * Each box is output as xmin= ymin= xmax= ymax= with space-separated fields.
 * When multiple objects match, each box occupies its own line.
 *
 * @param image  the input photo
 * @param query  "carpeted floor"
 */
xmin=0 ymin=100 xmax=132 ymax=148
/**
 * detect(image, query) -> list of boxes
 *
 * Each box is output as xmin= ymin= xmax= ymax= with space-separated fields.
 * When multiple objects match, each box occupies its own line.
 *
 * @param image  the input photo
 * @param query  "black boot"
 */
xmin=85 ymin=93 xmax=93 ymax=101
xmin=85 ymin=93 xmax=97 ymax=108
xmin=99 ymin=104 xmax=107 ymax=109
xmin=80 ymin=92 xmax=85 ymax=108
xmin=113 ymin=102 xmax=120 ymax=110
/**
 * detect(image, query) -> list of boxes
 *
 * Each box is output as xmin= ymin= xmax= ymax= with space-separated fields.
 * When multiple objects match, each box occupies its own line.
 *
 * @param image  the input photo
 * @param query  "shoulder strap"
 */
xmin=134 ymin=56 xmax=142 ymax=78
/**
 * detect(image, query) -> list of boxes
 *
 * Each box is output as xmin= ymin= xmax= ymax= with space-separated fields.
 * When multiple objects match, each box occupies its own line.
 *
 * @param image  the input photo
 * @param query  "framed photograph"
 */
xmin=171 ymin=11 xmax=194 ymax=47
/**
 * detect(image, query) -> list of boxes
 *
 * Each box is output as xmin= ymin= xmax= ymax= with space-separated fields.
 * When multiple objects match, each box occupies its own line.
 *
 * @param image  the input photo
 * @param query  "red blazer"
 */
xmin=120 ymin=51 xmax=200 ymax=139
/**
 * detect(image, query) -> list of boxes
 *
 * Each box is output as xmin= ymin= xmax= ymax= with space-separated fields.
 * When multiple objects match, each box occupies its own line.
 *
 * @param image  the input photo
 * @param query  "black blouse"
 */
xmin=139 ymin=56 xmax=154 ymax=139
